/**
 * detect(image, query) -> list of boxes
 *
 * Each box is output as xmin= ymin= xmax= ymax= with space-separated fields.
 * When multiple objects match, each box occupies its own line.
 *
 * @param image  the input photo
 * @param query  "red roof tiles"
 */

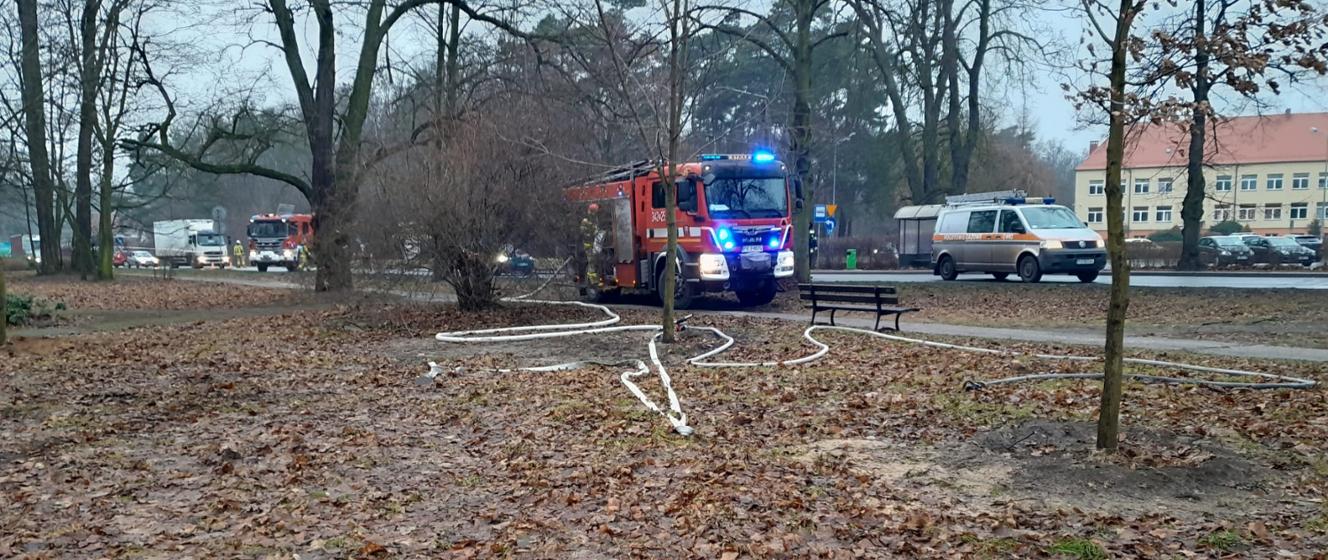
xmin=1076 ymin=112 xmax=1328 ymax=171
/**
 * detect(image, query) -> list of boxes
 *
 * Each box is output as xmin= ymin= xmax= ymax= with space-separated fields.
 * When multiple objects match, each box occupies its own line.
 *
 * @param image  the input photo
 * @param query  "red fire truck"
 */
xmin=247 ymin=213 xmax=314 ymax=272
xmin=565 ymin=151 xmax=797 ymax=308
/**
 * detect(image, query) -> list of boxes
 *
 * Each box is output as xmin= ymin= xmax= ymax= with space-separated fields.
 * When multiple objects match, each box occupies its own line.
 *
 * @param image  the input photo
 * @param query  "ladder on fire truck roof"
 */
xmin=943 ymin=189 xmax=1028 ymax=207
xmin=573 ymin=160 xmax=659 ymax=187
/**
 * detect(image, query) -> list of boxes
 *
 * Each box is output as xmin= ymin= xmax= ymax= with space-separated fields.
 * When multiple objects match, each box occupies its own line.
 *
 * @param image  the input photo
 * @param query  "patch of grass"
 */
xmin=1049 ymin=537 xmax=1107 ymax=560
xmin=935 ymin=394 xmax=1037 ymax=426
xmin=1199 ymin=530 xmax=1244 ymax=551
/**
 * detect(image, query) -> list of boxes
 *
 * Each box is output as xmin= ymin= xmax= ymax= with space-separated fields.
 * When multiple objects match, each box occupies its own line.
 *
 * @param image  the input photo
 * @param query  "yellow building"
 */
xmin=1074 ymin=112 xmax=1328 ymax=237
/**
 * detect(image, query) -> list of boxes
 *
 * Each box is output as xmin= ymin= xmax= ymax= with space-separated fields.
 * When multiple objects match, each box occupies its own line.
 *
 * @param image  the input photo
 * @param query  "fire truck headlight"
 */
xmin=698 ymin=253 xmax=730 ymax=280
xmin=196 ymin=255 xmax=206 ymax=263
xmin=496 ymin=253 xmax=510 ymax=264
xmin=283 ymin=249 xmax=295 ymax=259
xmin=775 ymin=250 xmax=795 ymax=278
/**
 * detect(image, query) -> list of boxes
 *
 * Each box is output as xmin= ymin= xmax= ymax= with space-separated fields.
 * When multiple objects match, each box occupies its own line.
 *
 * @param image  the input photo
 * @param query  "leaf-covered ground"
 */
xmin=2 ymin=293 xmax=1326 ymax=558
xmin=763 ymin=281 xmax=1328 ymax=349
xmin=8 ymin=272 xmax=310 ymax=312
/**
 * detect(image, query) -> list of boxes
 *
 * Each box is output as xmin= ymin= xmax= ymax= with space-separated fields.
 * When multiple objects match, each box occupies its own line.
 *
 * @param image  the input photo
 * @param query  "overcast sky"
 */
xmin=154 ymin=1 xmax=1328 ymax=159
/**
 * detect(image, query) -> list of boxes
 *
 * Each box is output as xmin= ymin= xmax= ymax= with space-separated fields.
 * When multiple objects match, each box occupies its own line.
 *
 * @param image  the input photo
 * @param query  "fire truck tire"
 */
xmin=656 ymin=263 xmax=695 ymax=310
xmin=736 ymin=281 xmax=777 ymax=307
xmin=286 ymin=263 xmax=299 ymax=272
xmin=257 ymin=263 xmax=269 ymax=272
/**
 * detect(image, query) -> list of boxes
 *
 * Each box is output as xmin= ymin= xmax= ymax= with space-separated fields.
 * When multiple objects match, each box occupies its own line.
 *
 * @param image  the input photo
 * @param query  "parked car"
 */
xmin=1198 ymin=236 xmax=1254 ymax=267
xmin=497 ymin=248 xmax=536 ymax=277
xmin=112 ymin=250 xmax=128 ymax=268
xmin=1291 ymin=234 xmax=1323 ymax=259
xmin=128 ymin=250 xmax=160 ymax=268
xmin=1241 ymin=236 xmax=1316 ymax=266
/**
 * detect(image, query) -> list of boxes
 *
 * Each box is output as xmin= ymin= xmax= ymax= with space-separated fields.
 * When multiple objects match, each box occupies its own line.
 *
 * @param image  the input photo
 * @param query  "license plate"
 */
xmin=742 ymin=245 xmax=763 ymax=253
xmin=1075 ymin=258 xmax=1094 ymax=265
xmin=1237 ymin=256 xmax=1248 ymax=260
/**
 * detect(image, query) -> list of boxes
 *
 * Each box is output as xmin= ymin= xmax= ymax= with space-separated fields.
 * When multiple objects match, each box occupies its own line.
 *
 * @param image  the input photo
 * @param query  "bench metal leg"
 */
xmin=874 ymin=313 xmax=882 ymax=332
xmin=829 ymin=308 xmax=837 ymax=326
xmin=896 ymin=313 xmax=903 ymax=332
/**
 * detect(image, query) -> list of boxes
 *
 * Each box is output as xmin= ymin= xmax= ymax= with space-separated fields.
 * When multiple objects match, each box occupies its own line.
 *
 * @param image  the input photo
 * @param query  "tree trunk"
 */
xmin=1 ymin=268 xmax=7 ymax=345
xmin=17 ymin=0 xmax=61 ymax=275
xmin=1177 ymin=0 xmax=1208 ymax=271
xmin=1097 ymin=0 xmax=1138 ymax=454
xmin=97 ymin=137 xmax=115 ymax=280
xmin=660 ymin=0 xmax=689 ymax=343
xmin=73 ymin=0 xmax=103 ymax=280
xmin=791 ymin=0 xmax=814 ymax=283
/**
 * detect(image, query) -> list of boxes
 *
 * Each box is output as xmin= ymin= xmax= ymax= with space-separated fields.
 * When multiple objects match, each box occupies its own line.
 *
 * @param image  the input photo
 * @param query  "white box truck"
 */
xmin=153 ymin=219 xmax=229 ymax=268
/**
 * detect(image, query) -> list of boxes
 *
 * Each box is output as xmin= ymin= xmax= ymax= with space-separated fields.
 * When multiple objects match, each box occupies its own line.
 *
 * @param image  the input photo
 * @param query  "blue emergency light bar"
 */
xmin=1003 ymin=196 xmax=1056 ymax=206
xmin=699 ymin=151 xmax=779 ymax=163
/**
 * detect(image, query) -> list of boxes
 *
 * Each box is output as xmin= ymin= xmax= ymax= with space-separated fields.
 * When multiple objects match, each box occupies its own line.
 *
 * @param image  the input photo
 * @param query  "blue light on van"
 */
xmin=752 ymin=150 xmax=776 ymax=163
xmin=1043 ymin=197 xmax=1056 ymax=205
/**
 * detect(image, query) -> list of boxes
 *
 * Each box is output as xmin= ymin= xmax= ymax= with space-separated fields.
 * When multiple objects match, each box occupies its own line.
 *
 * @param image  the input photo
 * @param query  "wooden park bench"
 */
xmin=798 ymin=283 xmax=920 ymax=332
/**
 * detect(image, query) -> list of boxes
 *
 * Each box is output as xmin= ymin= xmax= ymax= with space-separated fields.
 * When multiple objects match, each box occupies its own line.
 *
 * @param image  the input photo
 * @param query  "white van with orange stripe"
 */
xmin=931 ymin=194 xmax=1106 ymax=283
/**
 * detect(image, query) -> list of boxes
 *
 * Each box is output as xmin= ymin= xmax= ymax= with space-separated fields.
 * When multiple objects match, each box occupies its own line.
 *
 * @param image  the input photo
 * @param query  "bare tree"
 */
xmin=1140 ymin=1 xmax=1328 ymax=270
xmin=15 ymin=0 xmax=61 ymax=274
xmin=127 ymin=0 xmax=531 ymax=292
xmin=696 ymin=0 xmax=842 ymax=283
xmin=1074 ymin=0 xmax=1147 ymax=453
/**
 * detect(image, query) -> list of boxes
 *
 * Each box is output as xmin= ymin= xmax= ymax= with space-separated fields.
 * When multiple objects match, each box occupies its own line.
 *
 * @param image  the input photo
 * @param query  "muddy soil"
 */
xmin=796 ymin=419 xmax=1298 ymax=521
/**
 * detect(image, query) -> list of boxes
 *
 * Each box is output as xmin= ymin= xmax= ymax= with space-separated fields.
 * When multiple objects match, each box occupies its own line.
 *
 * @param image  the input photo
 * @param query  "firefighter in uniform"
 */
xmin=232 ymin=240 xmax=246 ymax=268
xmin=578 ymin=204 xmax=601 ymax=291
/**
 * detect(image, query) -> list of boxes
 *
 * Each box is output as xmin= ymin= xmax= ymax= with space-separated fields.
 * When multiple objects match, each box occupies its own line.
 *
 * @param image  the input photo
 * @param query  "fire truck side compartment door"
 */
xmin=612 ymin=198 xmax=633 ymax=264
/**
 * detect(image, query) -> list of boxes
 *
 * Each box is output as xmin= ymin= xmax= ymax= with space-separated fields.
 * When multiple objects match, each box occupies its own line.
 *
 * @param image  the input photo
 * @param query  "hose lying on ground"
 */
xmin=428 ymin=276 xmax=1317 ymax=435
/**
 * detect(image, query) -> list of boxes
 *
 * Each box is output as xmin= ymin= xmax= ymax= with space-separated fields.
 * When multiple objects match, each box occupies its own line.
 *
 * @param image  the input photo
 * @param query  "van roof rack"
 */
xmin=944 ymin=189 xmax=1028 ymax=206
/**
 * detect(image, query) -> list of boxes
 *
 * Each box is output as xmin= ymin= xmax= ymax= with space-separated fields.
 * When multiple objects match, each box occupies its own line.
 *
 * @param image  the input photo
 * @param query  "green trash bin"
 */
xmin=845 ymin=248 xmax=858 ymax=270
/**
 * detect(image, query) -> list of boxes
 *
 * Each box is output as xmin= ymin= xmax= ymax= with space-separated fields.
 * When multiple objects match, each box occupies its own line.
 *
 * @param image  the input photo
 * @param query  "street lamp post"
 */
xmin=831 ymin=132 xmax=856 ymax=206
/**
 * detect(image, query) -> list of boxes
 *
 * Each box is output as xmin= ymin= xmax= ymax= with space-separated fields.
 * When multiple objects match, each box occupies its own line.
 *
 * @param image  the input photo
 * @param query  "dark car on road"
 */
xmin=1242 ymin=235 xmax=1316 ymax=266
xmin=1198 ymin=236 xmax=1254 ymax=267
xmin=1291 ymin=234 xmax=1323 ymax=259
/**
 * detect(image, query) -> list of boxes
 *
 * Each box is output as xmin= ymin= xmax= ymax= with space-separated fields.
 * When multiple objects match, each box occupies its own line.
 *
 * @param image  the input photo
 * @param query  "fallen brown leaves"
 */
xmin=0 ymin=298 xmax=1325 ymax=558
xmin=7 ymin=272 xmax=306 ymax=311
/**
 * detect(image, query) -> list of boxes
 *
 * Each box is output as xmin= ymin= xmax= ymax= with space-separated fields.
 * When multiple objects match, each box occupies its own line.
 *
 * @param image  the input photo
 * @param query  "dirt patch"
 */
xmin=796 ymin=420 xmax=1293 ymax=520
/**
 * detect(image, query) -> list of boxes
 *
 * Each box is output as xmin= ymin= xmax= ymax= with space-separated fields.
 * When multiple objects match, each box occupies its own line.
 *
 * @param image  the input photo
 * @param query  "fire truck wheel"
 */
xmin=257 ymin=263 xmax=269 ymax=272
xmin=736 ymin=282 xmax=777 ymax=306
xmin=656 ymin=263 xmax=695 ymax=310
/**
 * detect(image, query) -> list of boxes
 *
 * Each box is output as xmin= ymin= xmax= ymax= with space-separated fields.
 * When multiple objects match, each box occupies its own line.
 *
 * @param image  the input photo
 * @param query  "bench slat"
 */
xmin=797 ymin=283 xmax=897 ymax=295
xmin=800 ymin=294 xmax=886 ymax=305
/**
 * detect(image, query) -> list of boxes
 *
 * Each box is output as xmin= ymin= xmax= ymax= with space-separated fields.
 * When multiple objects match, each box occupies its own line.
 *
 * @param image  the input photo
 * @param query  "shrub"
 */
xmin=1147 ymin=226 xmax=1183 ymax=242
xmin=5 ymin=293 xmax=63 ymax=326
xmin=1207 ymin=220 xmax=1246 ymax=236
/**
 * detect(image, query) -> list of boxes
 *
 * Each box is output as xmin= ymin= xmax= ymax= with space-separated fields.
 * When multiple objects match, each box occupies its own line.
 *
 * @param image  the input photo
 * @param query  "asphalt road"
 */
xmin=812 ymin=270 xmax=1328 ymax=289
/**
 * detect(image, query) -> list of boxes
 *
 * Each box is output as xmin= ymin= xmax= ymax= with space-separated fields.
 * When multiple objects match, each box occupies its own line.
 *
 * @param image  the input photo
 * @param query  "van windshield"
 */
xmin=1020 ymin=207 xmax=1084 ymax=230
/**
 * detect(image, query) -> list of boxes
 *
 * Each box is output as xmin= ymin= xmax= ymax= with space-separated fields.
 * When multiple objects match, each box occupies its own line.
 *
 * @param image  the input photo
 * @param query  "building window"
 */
xmin=1238 ymin=204 xmax=1257 ymax=221
xmin=1158 ymin=178 xmax=1173 ymax=193
xmin=1291 ymin=203 xmax=1309 ymax=220
xmin=1319 ymin=202 xmax=1328 ymax=220
xmin=1320 ymin=172 xmax=1327 ymax=189
xmin=1293 ymin=173 xmax=1310 ymax=190
xmin=1088 ymin=180 xmax=1104 ymax=196
xmin=1134 ymin=179 xmax=1150 ymax=194
xmin=1132 ymin=207 xmax=1149 ymax=222
xmin=1155 ymin=206 xmax=1172 ymax=222
xmin=1263 ymin=204 xmax=1282 ymax=220
xmin=1215 ymin=175 xmax=1232 ymax=192
xmin=1240 ymin=175 xmax=1257 ymax=191
xmin=1087 ymin=207 xmax=1104 ymax=223
xmin=1212 ymin=205 xmax=1231 ymax=221
xmin=1266 ymin=173 xmax=1283 ymax=190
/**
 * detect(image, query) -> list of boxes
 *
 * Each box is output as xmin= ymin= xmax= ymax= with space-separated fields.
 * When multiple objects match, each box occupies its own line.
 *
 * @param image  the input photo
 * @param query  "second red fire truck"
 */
xmin=565 ymin=151 xmax=797 ymax=308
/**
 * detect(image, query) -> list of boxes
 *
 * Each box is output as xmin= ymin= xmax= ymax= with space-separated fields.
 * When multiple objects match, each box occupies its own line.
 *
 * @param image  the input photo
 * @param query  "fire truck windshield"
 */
xmin=248 ymin=221 xmax=291 ymax=238
xmin=704 ymin=177 xmax=787 ymax=219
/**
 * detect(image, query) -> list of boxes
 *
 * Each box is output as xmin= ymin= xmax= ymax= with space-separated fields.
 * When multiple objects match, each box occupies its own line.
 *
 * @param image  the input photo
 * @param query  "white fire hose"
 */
xmin=429 ymin=274 xmax=1317 ymax=436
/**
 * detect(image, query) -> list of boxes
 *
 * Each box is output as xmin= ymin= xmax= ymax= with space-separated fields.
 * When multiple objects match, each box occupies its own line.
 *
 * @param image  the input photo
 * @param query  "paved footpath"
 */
xmin=135 ymin=271 xmax=1328 ymax=363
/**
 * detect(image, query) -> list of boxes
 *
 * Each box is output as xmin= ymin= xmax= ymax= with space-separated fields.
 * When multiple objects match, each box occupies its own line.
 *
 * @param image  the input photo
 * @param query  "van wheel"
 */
xmin=656 ymin=260 xmax=695 ymax=309
xmin=937 ymin=256 xmax=958 ymax=281
xmin=1017 ymin=255 xmax=1043 ymax=283
xmin=991 ymin=272 xmax=1008 ymax=281
xmin=1076 ymin=272 xmax=1099 ymax=283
